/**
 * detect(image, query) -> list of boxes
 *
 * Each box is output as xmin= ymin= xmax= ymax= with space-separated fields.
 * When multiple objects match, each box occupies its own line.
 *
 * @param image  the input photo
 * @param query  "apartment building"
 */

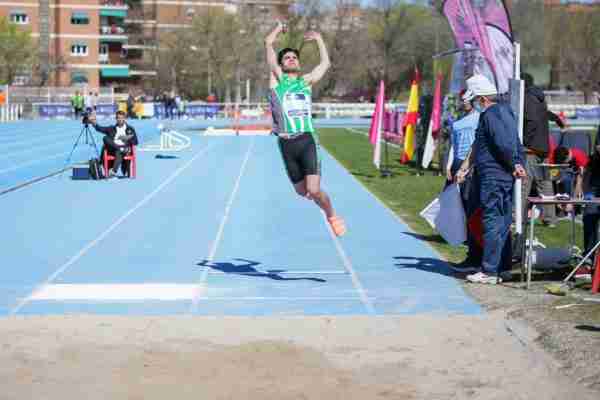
xmin=0 ymin=0 xmax=292 ymax=90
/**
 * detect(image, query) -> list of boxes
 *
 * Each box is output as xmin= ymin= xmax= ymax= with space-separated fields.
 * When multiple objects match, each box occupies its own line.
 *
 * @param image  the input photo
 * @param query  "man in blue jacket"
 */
xmin=459 ymin=75 xmax=527 ymax=284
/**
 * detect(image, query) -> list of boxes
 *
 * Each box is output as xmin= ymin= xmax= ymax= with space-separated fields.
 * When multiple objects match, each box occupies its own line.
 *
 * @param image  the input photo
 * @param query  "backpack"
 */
xmin=89 ymin=158 xmax=103 ymax=180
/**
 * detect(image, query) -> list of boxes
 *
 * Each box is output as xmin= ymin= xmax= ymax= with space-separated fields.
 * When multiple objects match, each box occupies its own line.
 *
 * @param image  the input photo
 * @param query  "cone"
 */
xmin=592 ymin=249 xmax=600 ymax=294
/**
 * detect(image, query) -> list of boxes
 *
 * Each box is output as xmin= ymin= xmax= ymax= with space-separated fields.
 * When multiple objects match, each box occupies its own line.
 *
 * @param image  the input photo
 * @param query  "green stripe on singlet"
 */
xmin=272 ymin=74 xmax=314 ymax=135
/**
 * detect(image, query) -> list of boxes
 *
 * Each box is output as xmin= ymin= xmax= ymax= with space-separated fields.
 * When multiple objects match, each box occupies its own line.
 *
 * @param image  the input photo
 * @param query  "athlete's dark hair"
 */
xmin=278 ymin=48 xmax=300 ymax=66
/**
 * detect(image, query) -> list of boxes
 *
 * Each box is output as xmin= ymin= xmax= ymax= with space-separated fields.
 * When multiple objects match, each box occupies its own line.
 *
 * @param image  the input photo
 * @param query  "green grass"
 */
xmin=319 ymin=127 xmax=584 ymax=263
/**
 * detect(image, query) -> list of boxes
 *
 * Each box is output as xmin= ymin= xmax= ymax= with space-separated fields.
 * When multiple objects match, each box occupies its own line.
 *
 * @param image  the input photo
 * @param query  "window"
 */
xmin=71 ymin=44 xmax=88 ymax=56
xmin=10 ymin=12 xmax=29 ymax=25
xmin=71 ymin=12 xmax=90 ymax=25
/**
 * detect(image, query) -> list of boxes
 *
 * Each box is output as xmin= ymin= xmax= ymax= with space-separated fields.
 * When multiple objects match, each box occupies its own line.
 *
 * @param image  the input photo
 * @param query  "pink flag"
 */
xmin=368 ymin=80 xmax=385 ymax=169
xmin=431 ymin=73 xmax=443 ymax=137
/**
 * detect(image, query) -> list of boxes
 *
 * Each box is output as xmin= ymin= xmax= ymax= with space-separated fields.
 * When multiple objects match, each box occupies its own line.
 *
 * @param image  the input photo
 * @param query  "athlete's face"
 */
xmin=281 ymin=52 xmax=301 ymax=73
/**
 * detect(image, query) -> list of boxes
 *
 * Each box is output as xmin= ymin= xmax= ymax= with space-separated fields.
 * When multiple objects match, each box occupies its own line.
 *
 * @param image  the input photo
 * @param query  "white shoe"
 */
xmin=466 ymin=271 xmax=502 ymax=285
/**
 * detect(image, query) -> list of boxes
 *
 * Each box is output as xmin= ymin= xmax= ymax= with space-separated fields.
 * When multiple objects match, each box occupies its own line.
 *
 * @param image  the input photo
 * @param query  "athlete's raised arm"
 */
xmin=302 ymin=31 xmax=330 ymax=85
xmin=265 ymin=22 xmax=285 ymax=82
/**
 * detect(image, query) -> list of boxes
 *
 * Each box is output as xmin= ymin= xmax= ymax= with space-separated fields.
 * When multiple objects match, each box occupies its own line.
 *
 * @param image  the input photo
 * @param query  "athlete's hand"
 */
xmin=304 ymin=31 xmax=321 ymax=41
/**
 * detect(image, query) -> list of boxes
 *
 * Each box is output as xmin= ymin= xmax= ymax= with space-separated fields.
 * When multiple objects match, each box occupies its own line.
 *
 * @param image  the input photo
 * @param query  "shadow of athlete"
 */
xmin=197 ymin=258 xmax=326 ymax=282
xmin=265 ymin=21 xmax=346 ymax=237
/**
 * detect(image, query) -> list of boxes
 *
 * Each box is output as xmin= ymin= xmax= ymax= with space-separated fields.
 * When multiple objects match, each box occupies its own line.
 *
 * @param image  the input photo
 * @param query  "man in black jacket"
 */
xmin=89 ymin=110 xmax=139 ymax=178
xmin=521 ymin=73 xmax=565 ymax=227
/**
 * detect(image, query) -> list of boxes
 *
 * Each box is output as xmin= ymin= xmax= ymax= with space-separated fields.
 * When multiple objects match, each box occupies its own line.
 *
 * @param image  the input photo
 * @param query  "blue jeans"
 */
xmin=480 ymin=178 xmax=513 ymax=274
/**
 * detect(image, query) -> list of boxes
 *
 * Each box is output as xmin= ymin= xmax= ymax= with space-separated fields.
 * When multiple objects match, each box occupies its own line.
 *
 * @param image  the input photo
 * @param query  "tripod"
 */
xmin=62 ymin=123 xmax=100 ymax=174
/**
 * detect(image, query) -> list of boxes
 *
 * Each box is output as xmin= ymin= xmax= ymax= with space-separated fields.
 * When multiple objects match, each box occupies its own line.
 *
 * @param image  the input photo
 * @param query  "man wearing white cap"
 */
xmin=459 ymin=74 xmax=526 ymax=284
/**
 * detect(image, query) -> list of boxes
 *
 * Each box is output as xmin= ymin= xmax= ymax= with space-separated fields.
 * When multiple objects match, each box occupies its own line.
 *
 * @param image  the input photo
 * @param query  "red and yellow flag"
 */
xmin=401 ymin=69 xmax=420 ymax=164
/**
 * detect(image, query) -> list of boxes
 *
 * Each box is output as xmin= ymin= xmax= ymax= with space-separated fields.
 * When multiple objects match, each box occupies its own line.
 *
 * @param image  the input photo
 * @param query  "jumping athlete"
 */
xmin=265 ymin=22 xmax=346 ymax=236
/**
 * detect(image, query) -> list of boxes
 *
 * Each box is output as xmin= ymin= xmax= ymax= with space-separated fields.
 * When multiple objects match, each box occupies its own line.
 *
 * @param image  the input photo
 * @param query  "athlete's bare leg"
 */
xmin=294 ymin=175 xmax=334 ymax=218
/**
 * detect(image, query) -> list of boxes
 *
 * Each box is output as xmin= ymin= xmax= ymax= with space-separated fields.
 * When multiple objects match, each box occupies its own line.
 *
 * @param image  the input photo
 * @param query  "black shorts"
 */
xmin=277 ymin=133 xmax=321 ymax=184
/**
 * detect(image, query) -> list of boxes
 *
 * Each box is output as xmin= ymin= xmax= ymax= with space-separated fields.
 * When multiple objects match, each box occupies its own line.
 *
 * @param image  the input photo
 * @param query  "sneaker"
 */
xmin=107 ymin=169 xmax=118 ymax=179
xmin=328 ymin=215 xmax=346 ymax=237
xmin=466 ymin=271 xmax=502 ymax=285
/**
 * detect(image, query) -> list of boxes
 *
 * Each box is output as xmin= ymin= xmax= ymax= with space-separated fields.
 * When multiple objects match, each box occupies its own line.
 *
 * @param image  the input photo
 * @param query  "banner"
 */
xmin=441 ymin=0 xmax=514 ymax=93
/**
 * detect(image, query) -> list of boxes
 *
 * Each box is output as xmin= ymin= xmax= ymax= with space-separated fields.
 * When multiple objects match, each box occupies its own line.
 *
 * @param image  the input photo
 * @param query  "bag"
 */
xmin=435 ymin=183 xmax=467 ymax=246
xmin=89 ymin=157 xmax=103 ymax=180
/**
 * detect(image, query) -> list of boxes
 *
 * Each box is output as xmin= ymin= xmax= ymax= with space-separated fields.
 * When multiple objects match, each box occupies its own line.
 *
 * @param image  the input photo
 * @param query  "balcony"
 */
xmin=100 ymin=25 xmax=127 ymax=43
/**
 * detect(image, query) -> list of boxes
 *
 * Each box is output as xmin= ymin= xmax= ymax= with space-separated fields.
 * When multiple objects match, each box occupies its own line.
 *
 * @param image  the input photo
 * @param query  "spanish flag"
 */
xmin=401 ymin=69 xmax=420 ymax=164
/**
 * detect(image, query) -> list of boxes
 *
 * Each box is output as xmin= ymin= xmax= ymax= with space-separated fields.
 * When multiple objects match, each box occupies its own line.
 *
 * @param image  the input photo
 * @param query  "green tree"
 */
xmin=0 ymin=16 xmax=35 ymax=84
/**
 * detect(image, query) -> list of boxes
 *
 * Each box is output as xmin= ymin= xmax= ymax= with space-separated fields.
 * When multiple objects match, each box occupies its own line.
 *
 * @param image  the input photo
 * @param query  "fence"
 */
xmin=5 ymin=86 xmax=115 ymax=105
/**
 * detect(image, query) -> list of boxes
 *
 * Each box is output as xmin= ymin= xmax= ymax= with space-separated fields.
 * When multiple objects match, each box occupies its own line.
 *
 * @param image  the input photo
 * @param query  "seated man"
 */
xmin=551 ymin=145 xmax=589 ymax=198
xmin=580 ymin=146 xmax=600 ymax=277
xmin=89 ymin=110 xmax=139 ymax=178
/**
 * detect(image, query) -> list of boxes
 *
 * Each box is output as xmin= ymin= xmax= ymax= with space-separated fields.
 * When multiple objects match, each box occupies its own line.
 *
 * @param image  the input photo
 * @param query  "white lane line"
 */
xmin=10 ymin=143 xmax=216 ymax=315
xmin=0 ymin=140 xmax=74 ymax=161
xmin=30 ymin=284 xmax=201 ymax=301
xmin=322 ymin=212 xmax=376 ymax=314
xmin=190 ymin=138 xmax=255 ymax=312
xmin=346 ymin=127 xmax=401 ymax=149
xmin=28 ymin=283 xmax=367 ymax=302
xmin=0 ymin=151 xmax=70 ymax=175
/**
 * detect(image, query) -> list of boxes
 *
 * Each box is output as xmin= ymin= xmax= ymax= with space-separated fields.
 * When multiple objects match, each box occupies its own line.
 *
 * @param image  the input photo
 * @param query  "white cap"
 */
xmin=462 ymin=89 xmax=475 ymax=102
xmin=466 ymin=74 xmax=497 ymax=97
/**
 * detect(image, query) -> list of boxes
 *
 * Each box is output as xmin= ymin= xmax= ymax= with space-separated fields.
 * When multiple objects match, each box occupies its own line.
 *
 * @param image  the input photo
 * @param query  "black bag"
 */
xmin=89 ymin=158 xmax=103 ymax=180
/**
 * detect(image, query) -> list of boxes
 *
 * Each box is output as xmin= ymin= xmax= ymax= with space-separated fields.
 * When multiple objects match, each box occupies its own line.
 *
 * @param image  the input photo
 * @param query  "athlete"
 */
xmin=265 ymin=22 xmax=346 ymax=236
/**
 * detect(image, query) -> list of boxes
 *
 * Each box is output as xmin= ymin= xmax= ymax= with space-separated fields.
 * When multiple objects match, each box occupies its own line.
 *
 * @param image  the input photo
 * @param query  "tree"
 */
xmin=559 ymin=7 xmax=600 ymax=102
xmin=0 ymin=17 xmax=36 ymax=84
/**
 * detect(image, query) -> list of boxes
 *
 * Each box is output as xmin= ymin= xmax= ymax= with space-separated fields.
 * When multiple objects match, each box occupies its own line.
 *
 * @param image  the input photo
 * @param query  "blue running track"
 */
xmin=0 ymin=119 xmax=481 ymax=316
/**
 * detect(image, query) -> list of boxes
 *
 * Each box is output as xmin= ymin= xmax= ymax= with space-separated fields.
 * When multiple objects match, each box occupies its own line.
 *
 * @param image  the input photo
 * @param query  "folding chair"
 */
xmin=103 ymin=145 xmax=137 ymax=178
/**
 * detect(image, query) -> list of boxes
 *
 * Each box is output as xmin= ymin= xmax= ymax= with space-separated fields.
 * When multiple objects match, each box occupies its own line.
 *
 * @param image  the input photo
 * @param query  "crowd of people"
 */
xmin=418 ymin=72 xmax=599 ymax=284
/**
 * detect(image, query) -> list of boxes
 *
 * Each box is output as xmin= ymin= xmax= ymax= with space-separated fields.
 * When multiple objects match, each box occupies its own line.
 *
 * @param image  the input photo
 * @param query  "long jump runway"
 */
xmin=0 ymin=120 xmax=481 ymax=316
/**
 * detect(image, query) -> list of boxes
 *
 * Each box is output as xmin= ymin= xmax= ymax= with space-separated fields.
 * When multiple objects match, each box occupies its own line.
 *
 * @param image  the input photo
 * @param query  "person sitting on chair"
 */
xmin=89 ymin=110 xmax=138 ymax=178
xmin=551 ymin=145 xmax=589 ymax=198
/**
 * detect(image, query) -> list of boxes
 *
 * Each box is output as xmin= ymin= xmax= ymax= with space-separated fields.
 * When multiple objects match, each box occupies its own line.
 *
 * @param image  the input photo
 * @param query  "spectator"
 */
xmin=447 ymin=89 xmax=482 ymax=272
xmin=581 ymin=146 xmax=600 ymax=277
xmin=521 ymin=72 xmax=565 ymax=228
xmin=91 ymin=92 xmax=99 ymax=111
xmin=458 ymin=74 xmax=526 ymax=285
xmin=71 ymin=91 xmax=84 ymax=119
xmin=89 ymin=110 xmax=139 ymax=178
xmin=84 ymin=92 xmax=93 ymax=113
xmin=552 ymin=145 xmax=589 ymax=198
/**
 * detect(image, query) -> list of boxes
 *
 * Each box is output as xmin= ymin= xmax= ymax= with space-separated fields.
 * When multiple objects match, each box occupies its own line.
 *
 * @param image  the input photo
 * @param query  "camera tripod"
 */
xmin=62 ymin=123 xmax=100 ymax=175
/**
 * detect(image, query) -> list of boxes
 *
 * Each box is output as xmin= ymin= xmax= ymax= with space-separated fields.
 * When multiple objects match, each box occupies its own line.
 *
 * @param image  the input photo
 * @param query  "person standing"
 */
xmin=458 ymin=75 xmax=526 ymax=284
xmin=447 ymin=89 xmax=482 ymax=272
xmin=521 ymin=72 xmax=565 ymax=228
xmin=264 ymin=22 xmax=346 ymax=236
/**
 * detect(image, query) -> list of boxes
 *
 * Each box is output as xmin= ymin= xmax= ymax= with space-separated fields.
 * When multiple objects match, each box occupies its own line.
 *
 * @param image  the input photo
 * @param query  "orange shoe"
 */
xmin=328 ymin=215 xmax=347 ymax=237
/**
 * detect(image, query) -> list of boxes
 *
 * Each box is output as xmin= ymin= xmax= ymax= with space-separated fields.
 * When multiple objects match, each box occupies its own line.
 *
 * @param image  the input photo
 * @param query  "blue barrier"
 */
xmin=575 ymin=107 xmax=600 ymax=120
xmin=38 ymin=104 xmax=72 ymax=118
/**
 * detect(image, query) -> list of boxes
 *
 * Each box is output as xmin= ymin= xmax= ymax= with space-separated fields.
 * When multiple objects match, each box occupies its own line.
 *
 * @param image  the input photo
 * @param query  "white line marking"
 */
xmin=0 ymin=151 xmax=70 ymax=175
xmin=201 ymin=297 xmax=373 ymax=301
xmin=30 ymin=284 xmax=201 ymax=301
xmin=322 ymin=212 xmax=376 ymax=314
xmin=10 ymin=143 xmax=216 ymax=315
xmin=190 ymin=138 xmax=255 ymax=311
xmin=346 ymin=127 xmax=401 ymax=148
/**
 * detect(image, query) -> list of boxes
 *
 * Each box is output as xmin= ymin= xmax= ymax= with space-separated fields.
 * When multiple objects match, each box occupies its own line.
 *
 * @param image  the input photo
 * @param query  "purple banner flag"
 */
xmin=441 ymin=0 xmax=514 ymax=93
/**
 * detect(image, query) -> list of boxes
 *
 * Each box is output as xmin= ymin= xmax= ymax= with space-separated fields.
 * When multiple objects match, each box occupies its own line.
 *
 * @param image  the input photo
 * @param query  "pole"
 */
xmin=514 ymin=42 xmax=523 ymax=237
